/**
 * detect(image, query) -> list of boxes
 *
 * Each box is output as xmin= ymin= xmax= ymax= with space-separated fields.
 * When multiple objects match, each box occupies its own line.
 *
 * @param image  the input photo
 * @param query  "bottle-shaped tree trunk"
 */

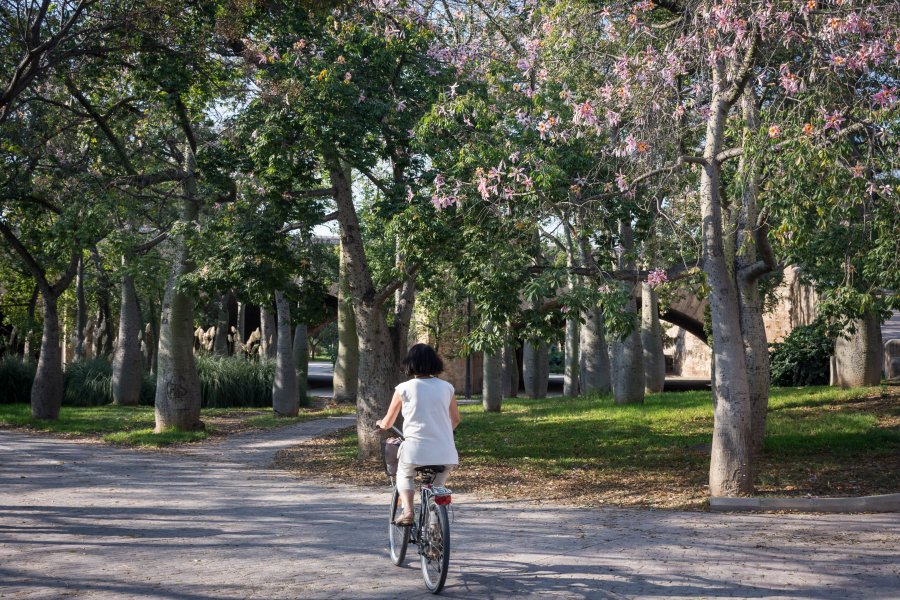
xmin=641 ymin=284 xmax=666 ymax=393
xmin=74 ymin=256 xmax=87 ymax=361
xmin=482 ymin=321 xmax=503 ymax=412
xmin=235 ymin=301 xmax=247 ymax=354
xmin=735 ymin=90 xmax=772 ymax=456
xmin=564 ymin=317 xmax=580 ymax=397
xmin=522 ymin=340 xmax=549 ymax=398
xmin=154 ymin=146 xmax=203 ymax=432
xmin=612 ymin=221 xmax=644 ymax=405
xmin=580 ymin=306 xmax=611 ymax=395
xmin=702 ymin=76 xmax=754 ymax=496
xmin=502 ymin=342 xmax=519 ymax=397
xmin=333 ymin=243 xmax=359 ymax=402
xmin=31 ymin=294 xmax=63 ymax=420
xmin=112 ymin=270 xmax=143 ymax=405
xmin=213 ymin=293 xmax=230 ymax=356
xmin=328 ymin=153 xmax=413 ymax=459
xmin=293 ymin=323 xmax=309 ymax=406
xmin=831 ymin=310 xmax=883 ymax=388
xmin=272 ymin=290 xmax=299 ymax=416
xmin=260 ymin=304 xmax=277 ymax=359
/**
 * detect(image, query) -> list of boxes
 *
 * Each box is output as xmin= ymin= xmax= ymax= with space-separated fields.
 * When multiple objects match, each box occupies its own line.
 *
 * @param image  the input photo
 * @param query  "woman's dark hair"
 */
xmin=402 ymin=343 xmax=444 ymax=377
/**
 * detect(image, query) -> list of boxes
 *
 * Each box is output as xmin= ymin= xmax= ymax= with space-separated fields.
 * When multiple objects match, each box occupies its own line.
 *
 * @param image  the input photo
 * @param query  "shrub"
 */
xmin=6 ymin=354 xmax=284 ymax=408
xmin=0 ymin=356 xmax=35 ymax=403
xmin=769 ymin=319 xmax=837 ymax=386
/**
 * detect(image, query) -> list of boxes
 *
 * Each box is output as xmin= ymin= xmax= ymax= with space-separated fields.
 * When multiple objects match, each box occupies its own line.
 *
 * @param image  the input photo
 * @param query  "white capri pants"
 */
xmin=396 ymin=461 xmax=455 ymax=492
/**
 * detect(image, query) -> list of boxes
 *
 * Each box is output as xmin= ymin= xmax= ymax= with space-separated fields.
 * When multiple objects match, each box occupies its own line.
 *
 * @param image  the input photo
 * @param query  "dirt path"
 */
xmin=1 ymin=421 xmax=898 ymax=599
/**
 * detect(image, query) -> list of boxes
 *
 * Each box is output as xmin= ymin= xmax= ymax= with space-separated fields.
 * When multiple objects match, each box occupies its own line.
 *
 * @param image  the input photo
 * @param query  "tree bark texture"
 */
xmin=154 ymin=147 xmax=203 ymax=432
xmin=328 ymin=153 xmax=409 ymax=459
xmin=272 ymin=290 xmax=299 ymax=416
xmin=564 ymin=317 xmax=580 ymax=397
xmin=31 ymin=294 xmax=63 ymax=420
xmin=74 ymin=256 xmax=87 ymax=361
xmin=831 ymin=311 xmax=883 ymax=388
xmin=213 ymin=293 xmax=230 ymax=356
xmin=502 ymin=342 xmax=519 ymax=397
xmin=736 ymin=90 xmax=771 ymax=456
xmin=580 ymin=306 xmax=611 ymax=395
xmin=612 ymin=221 xmax=644 ymax=405
xmin=522 ymin=340 xmax=549 ymax=398
xmin=641 ymin=284 xmax=666 ymax=393
xmin=333 ymin=243 xmax=359 ymax=403
xmin=111 ymin=271 xmax=143 ymax=405
xmin=701 ymin=76 xmax=754 ymax=496
xmin=482 ymin=322 xmax=503 ymax=412
xmin=260 ymin=304 xmax=277 ymax=359
xmin=293 ymin=323 xmax=309 ymax=405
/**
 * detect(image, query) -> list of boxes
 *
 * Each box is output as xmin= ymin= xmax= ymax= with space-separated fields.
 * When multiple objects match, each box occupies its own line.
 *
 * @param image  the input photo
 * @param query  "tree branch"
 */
xmin=374 ymin=263 xmax=419 ymax=308
xmin=723 ymin=28 xmax=759 ymax=109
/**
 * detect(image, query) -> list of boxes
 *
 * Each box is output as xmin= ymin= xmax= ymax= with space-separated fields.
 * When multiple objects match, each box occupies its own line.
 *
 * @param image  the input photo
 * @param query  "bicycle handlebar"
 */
xmin=375 ymin=422 xmax=404 ymax=439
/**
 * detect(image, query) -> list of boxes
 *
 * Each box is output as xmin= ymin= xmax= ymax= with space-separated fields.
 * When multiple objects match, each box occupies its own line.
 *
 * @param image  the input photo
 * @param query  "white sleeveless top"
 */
xmin=395 ymin=377 xmax=459 ymax=466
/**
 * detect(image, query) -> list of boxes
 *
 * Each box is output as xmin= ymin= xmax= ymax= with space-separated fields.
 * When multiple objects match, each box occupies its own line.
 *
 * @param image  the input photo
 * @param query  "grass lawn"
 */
xmin=273 ymin=385 xmax=900 ymax=510
xmin=0 ymin=402 xmax=354 ymax=447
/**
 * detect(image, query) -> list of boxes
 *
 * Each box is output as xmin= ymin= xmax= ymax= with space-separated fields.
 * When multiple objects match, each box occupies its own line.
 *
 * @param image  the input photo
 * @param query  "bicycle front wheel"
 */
xmin=388 ymin=488 xmax=409 ymax=565
xmin=420 ymin=499 xmax=450 ymax=594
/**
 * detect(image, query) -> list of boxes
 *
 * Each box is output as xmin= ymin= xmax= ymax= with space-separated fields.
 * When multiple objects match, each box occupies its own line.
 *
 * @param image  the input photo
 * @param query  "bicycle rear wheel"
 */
xmin=388 ymin=488 xmax=409 ymax=565
xmin=420 ymin=499 xmax=450 ymax=593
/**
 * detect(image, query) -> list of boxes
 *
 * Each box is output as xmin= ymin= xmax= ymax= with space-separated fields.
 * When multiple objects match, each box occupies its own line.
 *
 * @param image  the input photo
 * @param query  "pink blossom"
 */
xmin=823 ymin=110 xmax=844 ymax=131
xmin=768 ymin=124 xmax=781 ymax=138
xmin=615 ymin=171 xmax=629 ymax=192
xmin=872 ymin=87 xmax=897 ymax=108
xmin=646 ymin=269 xmax=668 ymax=287
xmin=848 ymin=163 xmax=865 ymax=178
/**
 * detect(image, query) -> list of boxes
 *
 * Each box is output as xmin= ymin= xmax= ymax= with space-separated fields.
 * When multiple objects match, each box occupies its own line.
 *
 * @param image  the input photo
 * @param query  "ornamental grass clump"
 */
xmin=196 ymin=356 xmax=275 ymax=408
xmin=63 ymin=358 xmax=114 ymax=406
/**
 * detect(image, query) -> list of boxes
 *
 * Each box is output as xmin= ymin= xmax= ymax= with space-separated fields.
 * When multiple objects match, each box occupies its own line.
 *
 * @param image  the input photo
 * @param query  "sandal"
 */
xmin=394 ymin=512 xmax=415 ymax=526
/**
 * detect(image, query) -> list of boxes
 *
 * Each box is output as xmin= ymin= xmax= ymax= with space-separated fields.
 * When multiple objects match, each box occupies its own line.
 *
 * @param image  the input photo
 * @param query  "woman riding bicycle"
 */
xmin=376 ymin=343 xmax=460 ymax=526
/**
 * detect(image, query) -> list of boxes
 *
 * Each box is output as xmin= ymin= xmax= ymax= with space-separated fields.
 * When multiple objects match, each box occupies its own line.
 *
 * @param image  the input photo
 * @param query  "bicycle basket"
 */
xmin=382 ymin=437 xmax=402 ymax=476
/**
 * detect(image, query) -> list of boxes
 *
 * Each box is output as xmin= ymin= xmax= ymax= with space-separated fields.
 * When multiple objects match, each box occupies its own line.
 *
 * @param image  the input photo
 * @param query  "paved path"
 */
xmin=1 ymin=422 xmax=898 ymax=600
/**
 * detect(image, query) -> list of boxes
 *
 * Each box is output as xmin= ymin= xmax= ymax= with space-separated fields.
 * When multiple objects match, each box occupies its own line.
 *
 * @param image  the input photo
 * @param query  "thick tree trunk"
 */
xmin=580 ymin=306 xmax=611 ymax=395
xmin=354 ymin=302 xmax=400 ymax=457
xmin=154 ymin=147 xmax=203 ymax=432
xmin=564 ymin=317 xmax=580 ymax=397
xmin=260 ymin=304 xmax=277 ymax=359
xmin=293 ymin=323 xmax=309 ymax=406
xmin=333 ymin=244 xmax=359 ymax=403
xmin=111 ymin=271 xmax=143 ymax=405
xmin=735 ymin=90 xmax=771 ymax=456
xmin=612 ymin=221 xmax=644 ymax=405
xmin=31 ymin=293 xmax=63 ymax=420
xmin=502 ymin=342 xmax=519 ymax=397
xmin=74 ymin=256 xmax=87 ymax=361
xmin=213 ymin=293 xmax=230 ymax=356
xmin=482 ymin=322 xmax=503 ymax=412
xmin=702 ymin=84 xmax=753 ymax=496
xmin=272 ymin=290 xmax=299 ymax=416
xmin=831 ymin=311 xmax=883 ymax=387
xmin=328 ymin=153 xmax=406 ymax=459
xmin=522 ymin=340 xmax=549 ymax=398
xmin=641 ymin=284 xmax=666 ymax=393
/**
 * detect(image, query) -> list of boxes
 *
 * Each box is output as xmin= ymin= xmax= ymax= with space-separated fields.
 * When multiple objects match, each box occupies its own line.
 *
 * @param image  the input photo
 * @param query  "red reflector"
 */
xmin=434 ymin=495 xmax=452 ymax=505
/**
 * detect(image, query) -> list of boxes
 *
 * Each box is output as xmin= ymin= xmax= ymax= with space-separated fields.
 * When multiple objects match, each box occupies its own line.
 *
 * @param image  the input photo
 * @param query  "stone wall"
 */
xmin=410 ymin=307 xmax=483 ymax=395
xmin=665 ymin=266 xmax=818 ymax=377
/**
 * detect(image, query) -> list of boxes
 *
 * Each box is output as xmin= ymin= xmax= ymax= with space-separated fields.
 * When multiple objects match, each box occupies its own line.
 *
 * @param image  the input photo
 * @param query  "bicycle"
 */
xmin=378 ymin=424 xmax=452 ymax=594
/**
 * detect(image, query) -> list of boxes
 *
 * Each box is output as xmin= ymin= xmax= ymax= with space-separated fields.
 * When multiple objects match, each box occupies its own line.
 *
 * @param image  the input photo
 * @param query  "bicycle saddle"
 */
xmin=415 ymin=465 xmax=446 ymax=473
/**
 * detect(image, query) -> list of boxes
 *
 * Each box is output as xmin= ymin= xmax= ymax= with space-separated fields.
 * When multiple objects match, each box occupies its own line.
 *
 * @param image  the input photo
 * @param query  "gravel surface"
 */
xmin=1 ymin=420 xmax=898 ymax=599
